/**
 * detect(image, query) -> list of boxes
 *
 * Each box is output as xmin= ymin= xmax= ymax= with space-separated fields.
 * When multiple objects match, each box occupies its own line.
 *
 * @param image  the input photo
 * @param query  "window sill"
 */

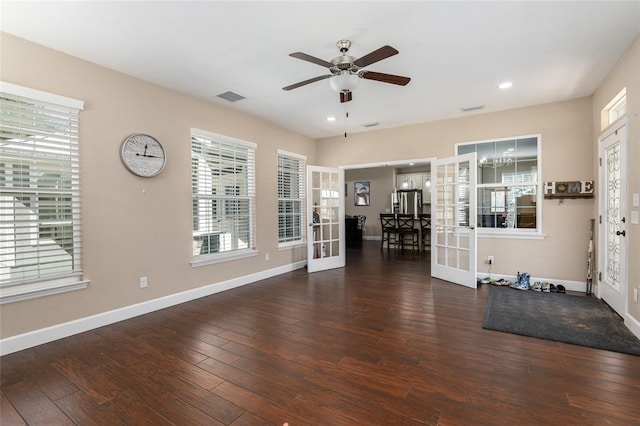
xmin=0 ymin=278 xmax=89 ymax=305
xmin=191 ymin=249 xmax=258 ymax=267
xmin=479 ymin=230 xmax=545 ymax=240
xmin=278 ymin=242 xmax=306 ymax=251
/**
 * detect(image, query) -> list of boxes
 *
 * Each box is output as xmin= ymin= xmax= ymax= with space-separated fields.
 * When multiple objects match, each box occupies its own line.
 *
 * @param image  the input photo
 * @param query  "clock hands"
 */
xmin=135 ymin=145 xmax=161 ymax=159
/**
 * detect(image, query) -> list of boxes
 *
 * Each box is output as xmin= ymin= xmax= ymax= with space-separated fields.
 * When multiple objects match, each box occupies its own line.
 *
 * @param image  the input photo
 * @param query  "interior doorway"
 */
xmin=343 ymin=158 xmax=434 ymax=258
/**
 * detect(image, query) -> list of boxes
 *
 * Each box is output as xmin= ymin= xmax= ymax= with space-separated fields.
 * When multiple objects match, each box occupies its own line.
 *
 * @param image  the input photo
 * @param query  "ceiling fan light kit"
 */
xmin=330 ymin=72 xmax=360 ymax=93
xmin=283 ymin=39 xmax=411 ymax=103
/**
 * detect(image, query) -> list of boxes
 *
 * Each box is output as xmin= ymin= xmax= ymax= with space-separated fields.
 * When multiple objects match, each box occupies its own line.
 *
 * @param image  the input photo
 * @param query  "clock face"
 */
xmin=120 ymin=134 xmax=166 ymax=177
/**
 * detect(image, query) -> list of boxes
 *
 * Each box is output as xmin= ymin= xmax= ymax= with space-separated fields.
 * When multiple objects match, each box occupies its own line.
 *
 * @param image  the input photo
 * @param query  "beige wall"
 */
xmin=318 ymin=98 xmax=595 ymax=283
xmin=592 ymin=36 xmax=640 ymax=324
xmin=345 ymin=167 xmax=395 ymax=238
xmin=0 ymin=33 xmax=315 ymax=339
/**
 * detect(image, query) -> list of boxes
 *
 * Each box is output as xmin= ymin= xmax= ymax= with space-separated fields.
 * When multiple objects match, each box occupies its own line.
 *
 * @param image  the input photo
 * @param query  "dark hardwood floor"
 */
xmin=2 ymin=240 xmax=640 ymax=425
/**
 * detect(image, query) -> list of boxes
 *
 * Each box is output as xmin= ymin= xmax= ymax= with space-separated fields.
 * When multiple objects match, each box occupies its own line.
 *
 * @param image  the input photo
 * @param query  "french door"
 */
xmin=306 ymin=165 xmax=345 ymax=273
xmin=598 ymin=120 xmax=628 ymax=316
xmin=431 ymin=153 xmax=477 ymax=288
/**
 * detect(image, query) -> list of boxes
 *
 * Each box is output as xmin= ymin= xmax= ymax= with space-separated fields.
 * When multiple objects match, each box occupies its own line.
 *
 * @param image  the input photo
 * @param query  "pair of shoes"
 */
xmin=531 ymin=282 xmax=543 ymax=291
xmin=542 ymin=282 xmax=551 ymax=293
xmin=495 ymin=279 xmax=512 ymax=286
xmin=510 ymin=271 xmax=531 ymax=290
xmin=547 ymin=283 xmax=566 ymax=293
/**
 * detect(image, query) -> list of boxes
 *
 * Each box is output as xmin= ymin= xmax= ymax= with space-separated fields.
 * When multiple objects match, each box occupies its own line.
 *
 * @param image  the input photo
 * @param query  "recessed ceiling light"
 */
xmin=326 ymin=116 xmax=337 ymax=122
xmin=498 ymin=81 xmax=513 ymax=89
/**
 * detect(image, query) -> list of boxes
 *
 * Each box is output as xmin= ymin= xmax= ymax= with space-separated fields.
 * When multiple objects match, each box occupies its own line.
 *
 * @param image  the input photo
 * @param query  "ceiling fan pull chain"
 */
xmin=344 ymin=104 xmax=349 ymax=138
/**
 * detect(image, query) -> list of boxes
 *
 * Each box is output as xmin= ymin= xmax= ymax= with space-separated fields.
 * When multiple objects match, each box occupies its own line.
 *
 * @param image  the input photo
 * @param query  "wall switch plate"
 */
xmin=140 ymin=276 xmax=148 ymax=288
xmin=634 ymin=288 xmax=638 ymax=304
xmin=632 ymin=211 xmax=639 ymax=225
xmin=633 ymin=193 xmax=639 ymax=207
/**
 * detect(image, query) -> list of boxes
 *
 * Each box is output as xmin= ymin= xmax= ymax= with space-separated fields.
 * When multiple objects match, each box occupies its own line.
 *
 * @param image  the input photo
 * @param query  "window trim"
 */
xmin=456 ymin=134 xmax=543 ymax=239
xmin=190 ymin=128 xmax=257 ymax=265
xmin=277 ymin=149 xmax=306 ymax=249
xmin=0 ymin=82 xmax=87 ymax=304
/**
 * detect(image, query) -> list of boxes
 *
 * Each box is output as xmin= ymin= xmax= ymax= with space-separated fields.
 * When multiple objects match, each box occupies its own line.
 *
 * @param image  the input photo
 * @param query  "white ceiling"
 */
xmin=2 ymin=1 xmax=639 ymax=140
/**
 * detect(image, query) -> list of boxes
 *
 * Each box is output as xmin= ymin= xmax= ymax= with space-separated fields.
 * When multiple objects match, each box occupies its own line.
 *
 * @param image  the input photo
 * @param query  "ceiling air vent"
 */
xmin=362 ymin=122 xmax=379 ymax=128
xmin=217 ymin=91 xmax=245 ymax=102
xmin=461 ymin=105 xmax=484 ymax=112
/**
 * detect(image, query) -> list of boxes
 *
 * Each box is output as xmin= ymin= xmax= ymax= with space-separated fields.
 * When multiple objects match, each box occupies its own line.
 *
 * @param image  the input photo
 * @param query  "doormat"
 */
xmin=482 ymin=286 xmax=640 ymax=356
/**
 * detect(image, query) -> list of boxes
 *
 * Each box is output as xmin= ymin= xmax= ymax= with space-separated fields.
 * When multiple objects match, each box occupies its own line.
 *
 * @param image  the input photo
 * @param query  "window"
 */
xmin=457 ymin=135 xmax=540 ymax=234
xmin=0 ymin=82 xmax=85 ymax=300
xmin=191 ymin=128 xmax=256 ymax=263
xmin=277 ymin=150 xmax=306 ymax=246
xmin=601 ymin=88 xmax=626 ymax=130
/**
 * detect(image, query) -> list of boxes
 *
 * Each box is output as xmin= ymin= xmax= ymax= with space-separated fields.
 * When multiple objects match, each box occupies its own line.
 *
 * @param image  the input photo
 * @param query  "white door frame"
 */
xmin=307 ymin=165 xmax=345 ymax=273
xmin=597 ymin=119 xmax=628 ymax=317
xmin=431 ymin=152 xmax=477 ymax=288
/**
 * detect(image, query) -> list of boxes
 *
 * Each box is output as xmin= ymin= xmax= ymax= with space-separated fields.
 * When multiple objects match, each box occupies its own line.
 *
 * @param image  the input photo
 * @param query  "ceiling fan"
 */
xmin=283 ymin=39 xmax=411 ymax=103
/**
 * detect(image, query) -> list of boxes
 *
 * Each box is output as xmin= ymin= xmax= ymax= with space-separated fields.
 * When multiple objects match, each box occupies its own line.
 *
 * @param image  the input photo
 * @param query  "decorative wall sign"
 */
xmin=543 ymin=181 xmax=594 ymax=199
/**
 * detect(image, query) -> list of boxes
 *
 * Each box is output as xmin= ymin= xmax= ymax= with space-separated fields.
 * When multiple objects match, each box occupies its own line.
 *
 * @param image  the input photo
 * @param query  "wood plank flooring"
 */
xmin=2 ymin=240 xmax=640 ymax=425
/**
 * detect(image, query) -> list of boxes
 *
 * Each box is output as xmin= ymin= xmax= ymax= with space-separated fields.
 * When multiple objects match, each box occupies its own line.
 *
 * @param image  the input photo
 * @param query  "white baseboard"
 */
xmin=625 ymin=312 xmax=640 ymax=341
xmin=0 ymin=261 xmax=307 ymax=356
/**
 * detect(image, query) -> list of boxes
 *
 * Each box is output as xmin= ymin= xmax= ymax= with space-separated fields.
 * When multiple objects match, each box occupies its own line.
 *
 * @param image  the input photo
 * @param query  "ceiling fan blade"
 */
xmin=283 ymin=74 xmax=332 ymax=91
xmin=340 ymin=91 xmax=353 ymax=103
xmin=289 ymin=52 xmax=334 ymax=68
xmin=360 ymin=71 xmax=411 ymax=86
xmin=353 ymin=45 xmax=399 ymax=68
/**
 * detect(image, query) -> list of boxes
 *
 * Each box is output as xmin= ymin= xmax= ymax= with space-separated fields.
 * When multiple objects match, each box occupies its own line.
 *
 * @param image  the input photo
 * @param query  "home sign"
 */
xmin=543 ymin=181 xmax=594 ymax=199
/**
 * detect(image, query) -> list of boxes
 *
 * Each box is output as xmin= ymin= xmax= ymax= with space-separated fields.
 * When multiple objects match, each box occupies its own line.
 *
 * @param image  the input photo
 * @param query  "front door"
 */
xmin=431 ymin=153 xmax=477 ymax=288
xmin=598 ymin=120 xmax=628 ymax=316
xmin=307 ymin=165 xmax=345 ymax=273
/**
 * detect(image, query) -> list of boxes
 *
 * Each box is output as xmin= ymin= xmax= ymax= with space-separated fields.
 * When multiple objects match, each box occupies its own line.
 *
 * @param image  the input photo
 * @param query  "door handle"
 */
xmin=616 ymin=230 xmax=626 ymax=237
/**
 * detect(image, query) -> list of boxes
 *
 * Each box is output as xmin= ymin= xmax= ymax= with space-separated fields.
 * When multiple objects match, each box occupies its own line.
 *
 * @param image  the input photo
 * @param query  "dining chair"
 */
xmin=379 ymin=213 xmax=397 ymax=251
xmin=396 ymin=214 xmax=419 ymax=251
xmin=419 ymin=213 xmax=431 ymax=252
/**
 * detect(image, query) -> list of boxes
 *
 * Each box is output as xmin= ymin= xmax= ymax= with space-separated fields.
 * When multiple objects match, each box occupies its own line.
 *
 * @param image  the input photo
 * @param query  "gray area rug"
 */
xmin=483 ymin=286 xmax=640 ymax=356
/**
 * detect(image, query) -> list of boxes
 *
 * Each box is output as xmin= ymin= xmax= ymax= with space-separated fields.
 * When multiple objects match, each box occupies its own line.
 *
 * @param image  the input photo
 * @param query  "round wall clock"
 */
xmin=120 ymin=134 xmax=166 ymax=177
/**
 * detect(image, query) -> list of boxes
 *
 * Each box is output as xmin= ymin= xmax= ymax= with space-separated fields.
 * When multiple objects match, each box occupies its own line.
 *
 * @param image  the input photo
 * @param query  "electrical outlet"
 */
xmin=634 ymin=288 xmax=638 ymax=304
xmin=487 ymin=256 xmax=494 ymax=265
xmin=140 ymin=276 xmax=148 ymax=288
xmin=265 ymin=253 xmax=270 ymax=261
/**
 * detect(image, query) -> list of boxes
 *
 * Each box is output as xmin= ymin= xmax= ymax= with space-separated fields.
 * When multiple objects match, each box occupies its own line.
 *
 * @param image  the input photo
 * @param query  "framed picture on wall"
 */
xmin=354 ymin=181 xmax=370 ymax=206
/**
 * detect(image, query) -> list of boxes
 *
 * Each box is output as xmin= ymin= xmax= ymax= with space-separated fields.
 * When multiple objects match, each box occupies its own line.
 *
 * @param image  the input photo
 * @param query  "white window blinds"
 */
xmin=0 ymin=83 xmax=84 ymax=287
xmin=277 ymin=150 xmax=305 ymax=245
xmin=191 ymin=129 xmax=256 ymax=259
